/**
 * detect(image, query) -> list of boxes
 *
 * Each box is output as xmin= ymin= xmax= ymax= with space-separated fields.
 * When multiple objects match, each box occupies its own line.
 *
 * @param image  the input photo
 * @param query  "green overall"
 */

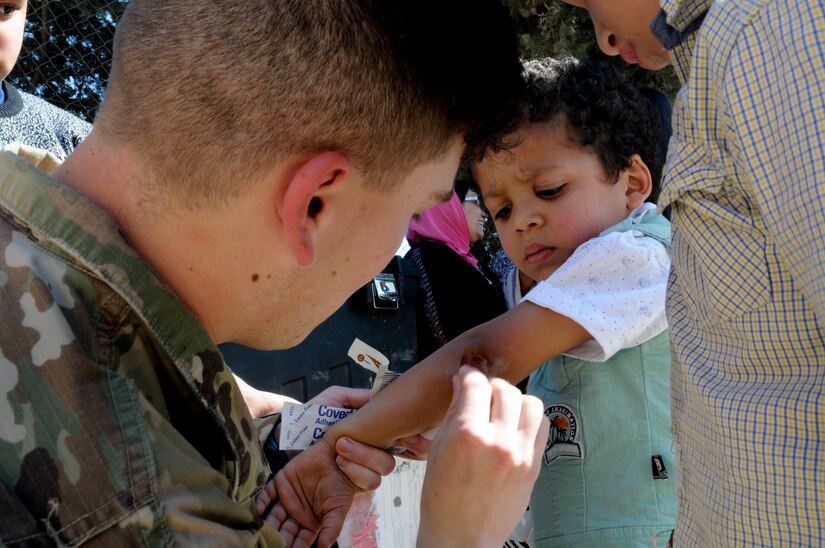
xmin=528 ymin=210 xmax=676 ymax=547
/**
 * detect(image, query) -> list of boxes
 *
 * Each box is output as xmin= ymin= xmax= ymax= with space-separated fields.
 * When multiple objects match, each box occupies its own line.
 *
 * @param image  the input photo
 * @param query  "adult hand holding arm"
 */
xmin=299 ymin=386 xmax=399 ymax=491
xmin=236 ymin=375 xmax=398 ymax=492
xmin=254 ymin=387 xmax=399 ymax=548
xmin=417 ymin=365 xmax=548 ymax=547
xmin=256 ymin=303 xmax=586 ymax=546
xmin=257 ymin=366 xmax=548 ymax=548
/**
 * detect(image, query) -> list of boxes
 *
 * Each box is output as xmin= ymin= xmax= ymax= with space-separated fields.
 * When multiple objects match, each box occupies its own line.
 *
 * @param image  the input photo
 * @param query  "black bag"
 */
xmin=219 ymin=256 xmax=420 ymax=402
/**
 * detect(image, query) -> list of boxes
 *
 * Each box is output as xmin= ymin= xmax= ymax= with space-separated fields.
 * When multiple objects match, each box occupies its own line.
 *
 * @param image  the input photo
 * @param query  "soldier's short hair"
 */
xmin=97 ymin=0 xmax=525 ymax=208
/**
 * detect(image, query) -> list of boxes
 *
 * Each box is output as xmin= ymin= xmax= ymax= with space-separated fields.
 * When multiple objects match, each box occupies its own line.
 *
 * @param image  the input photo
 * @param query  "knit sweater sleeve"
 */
xmin=0 ymin=83 xmax=92 ymax=160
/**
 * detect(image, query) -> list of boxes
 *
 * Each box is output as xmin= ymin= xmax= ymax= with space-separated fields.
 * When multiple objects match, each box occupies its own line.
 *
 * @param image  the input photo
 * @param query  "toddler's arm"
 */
xmin=258 ymin=301 xmax=588 ymax=546
xmin=327 ymin=301 xmax=587 ymax=447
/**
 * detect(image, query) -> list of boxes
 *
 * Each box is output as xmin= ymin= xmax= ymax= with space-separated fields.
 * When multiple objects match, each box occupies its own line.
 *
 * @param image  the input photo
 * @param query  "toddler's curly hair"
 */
xmin=523 ymin=58 xmax=665 ymax=202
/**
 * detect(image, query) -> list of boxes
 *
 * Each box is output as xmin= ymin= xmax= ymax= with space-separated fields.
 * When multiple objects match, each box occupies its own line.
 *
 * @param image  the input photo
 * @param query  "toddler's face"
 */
xmin=0 ymin=1 xmax=26 ymax=82
xmin=560 ymin=0 xmax=670 ymax=71
xmin=473 ymin=121 xmax=633 ymax=282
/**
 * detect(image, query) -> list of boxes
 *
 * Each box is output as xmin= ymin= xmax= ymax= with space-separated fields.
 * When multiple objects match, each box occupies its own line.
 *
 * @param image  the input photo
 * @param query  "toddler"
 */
xmin=472 ymin=57 xmax=676 ymax=547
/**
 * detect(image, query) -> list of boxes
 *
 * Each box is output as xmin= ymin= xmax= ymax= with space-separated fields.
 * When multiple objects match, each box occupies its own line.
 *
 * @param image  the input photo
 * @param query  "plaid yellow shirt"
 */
xmin=657 ymin=0 xmax=824 ymax=545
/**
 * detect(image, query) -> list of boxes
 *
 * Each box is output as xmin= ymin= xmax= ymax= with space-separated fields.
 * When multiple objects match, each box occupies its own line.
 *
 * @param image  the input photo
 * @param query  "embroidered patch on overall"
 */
xmin=543 ymin=404 xmax=583 ymax=464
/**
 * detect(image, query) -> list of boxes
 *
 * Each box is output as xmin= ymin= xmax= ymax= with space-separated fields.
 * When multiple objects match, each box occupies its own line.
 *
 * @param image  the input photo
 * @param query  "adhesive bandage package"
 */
xmin=279 ymin=338 xmax=400 ymax=451
xmin=278 ymin=401 xmax=355 ymax=451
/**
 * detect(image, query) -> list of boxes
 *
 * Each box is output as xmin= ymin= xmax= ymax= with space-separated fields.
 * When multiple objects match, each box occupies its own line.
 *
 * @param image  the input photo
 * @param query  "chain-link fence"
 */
xmin=8 ymin=0 xmax=128 ymax=122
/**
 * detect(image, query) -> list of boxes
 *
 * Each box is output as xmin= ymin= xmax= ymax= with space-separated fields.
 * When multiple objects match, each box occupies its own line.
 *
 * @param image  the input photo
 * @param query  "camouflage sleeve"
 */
xmin=0 ymin=208 xmax=283 ymax=545
xmin=0 ymin=345 xmax=285 ymax=547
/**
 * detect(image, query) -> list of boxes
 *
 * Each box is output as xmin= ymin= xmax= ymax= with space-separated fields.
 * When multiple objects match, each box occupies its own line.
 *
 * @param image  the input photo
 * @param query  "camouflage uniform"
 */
xmin=0 ymin=150 xmax=284 ymax=546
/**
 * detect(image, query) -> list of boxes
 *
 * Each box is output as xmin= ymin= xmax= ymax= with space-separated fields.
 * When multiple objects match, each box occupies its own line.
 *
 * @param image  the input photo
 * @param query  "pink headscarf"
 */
xmin=406 ymin=191 xmax=479 ymax=270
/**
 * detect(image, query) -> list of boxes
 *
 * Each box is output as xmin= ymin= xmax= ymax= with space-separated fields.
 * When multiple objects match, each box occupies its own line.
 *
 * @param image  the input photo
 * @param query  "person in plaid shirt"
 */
xmin=560 ymin=0 xmax=824 ymax=545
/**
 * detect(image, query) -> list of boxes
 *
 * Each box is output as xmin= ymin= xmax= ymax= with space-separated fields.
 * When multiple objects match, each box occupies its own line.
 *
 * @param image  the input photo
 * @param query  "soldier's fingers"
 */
xmin=278 ymin=517 xmax=300 ymax=546
xmin=255 ymin=480 xmax=277 ymax=516
xmin=336 ymin=436 xmax=396 ymax=476
xmin=518 ymin=394 xmax=546 ymax=442
xmin=396 ymin=434 xmax=431 ymax=460
xmin=263 ymin=502 xmax=287 ymax=531
xmin=489 ymin=377 xmax=522 ymax=431
xmin=535 ymin=415 xmax=550 ymax=463
xmin=336 ymin=455 xmax=384 ymax=492
xmin=520 ymin=395 xmax=549 ymax=466
xmin=453 ymin=365 xmax=493 ymax=425
xmin=291 ymin=525 xmax=321 ymax=548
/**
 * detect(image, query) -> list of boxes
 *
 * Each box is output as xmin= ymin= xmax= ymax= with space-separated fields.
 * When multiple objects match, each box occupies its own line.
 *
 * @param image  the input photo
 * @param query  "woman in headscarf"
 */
xmin=406 ymin=189 xmax=507 ymax=359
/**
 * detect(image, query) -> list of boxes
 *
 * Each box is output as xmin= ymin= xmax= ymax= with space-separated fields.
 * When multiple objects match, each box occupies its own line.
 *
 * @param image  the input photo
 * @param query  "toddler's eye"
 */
xmin=493 ymin=205 xmax=511 ymax=220
xmin=537 ymin=184 xmax=565 ymax=199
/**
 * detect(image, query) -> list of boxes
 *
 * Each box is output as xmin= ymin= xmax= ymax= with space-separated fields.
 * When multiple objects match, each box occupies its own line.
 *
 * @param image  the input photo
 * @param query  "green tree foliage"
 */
xmin=8 ymin=0 xmax=129 ymax=122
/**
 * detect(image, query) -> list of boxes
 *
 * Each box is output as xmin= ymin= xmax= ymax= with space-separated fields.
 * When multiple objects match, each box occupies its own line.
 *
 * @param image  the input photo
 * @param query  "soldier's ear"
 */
xmin=281 ymin=151 xmax=351 ymax=266
xmin=624 ymin=154 xmax=652 ymax=209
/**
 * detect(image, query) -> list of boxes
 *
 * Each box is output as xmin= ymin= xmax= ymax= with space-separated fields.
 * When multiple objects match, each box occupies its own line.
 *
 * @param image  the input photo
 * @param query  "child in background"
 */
xmin=0 ymin=0 xmax=91 ymax=158
xmin=260 ymin=56 xmax=676 ymax=548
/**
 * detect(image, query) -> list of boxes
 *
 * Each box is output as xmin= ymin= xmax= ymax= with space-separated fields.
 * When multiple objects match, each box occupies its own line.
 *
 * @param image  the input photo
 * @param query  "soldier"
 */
xmin=0 ymin=0 xmax=548 ymax=546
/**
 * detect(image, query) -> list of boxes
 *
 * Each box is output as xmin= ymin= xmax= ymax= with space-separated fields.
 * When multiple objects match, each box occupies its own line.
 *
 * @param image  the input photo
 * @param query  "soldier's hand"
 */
xmin=417 ymin=366 xmax=548 ymax=547
xmin=256 ymin=440 xmax=355 ymax=548
xmin=307 ymin=386 xmax=397 ymax=491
